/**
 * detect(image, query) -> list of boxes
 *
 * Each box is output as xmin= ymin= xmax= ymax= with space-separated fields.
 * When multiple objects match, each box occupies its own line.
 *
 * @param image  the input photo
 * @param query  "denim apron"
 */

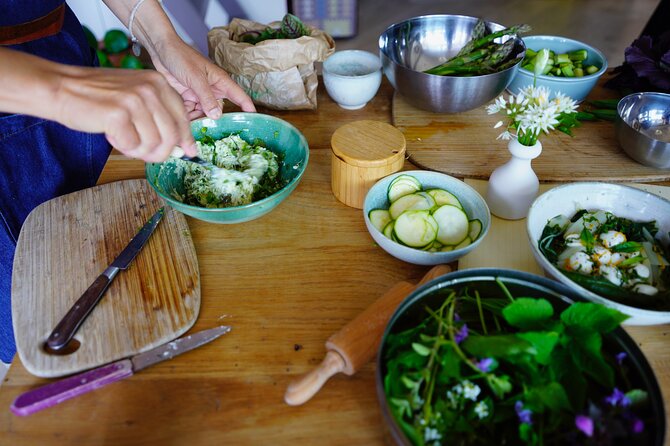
xmin=0 ymin=1 xmax=111 ymax=363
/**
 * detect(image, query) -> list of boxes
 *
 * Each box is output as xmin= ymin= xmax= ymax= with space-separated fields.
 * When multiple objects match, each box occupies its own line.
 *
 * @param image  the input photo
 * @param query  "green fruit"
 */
xmin=103 ymin=29 xmax=129 ymax=54
xmin=82 ymin=25 xmax=98 ymax=50
xmin=96 ymin=49 xmax=112 ymax=67
xmin=120 ymin=54 xmax=144 ymax=70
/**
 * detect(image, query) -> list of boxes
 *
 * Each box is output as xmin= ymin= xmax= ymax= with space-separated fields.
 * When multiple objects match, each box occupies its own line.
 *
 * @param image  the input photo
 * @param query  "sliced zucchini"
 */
xmin=454 ymin=237 xmax=472 ymax=250
xmin=393 ymin=210 xmax=438 ymax=248
xmin=432 ymin=204 xmax=469 ymax=245
xmin=468 ymin=219 xmax=482 ymax=241
xmin=383 ymin=220 xmax=395 ymax=240
xmin=369 ymin=209 xmax=391 ymax=233
xmin=389 ymin=193 xmax=434 ymax=220
xmin=426 ymin=188 xmax=462 ymax=209
xmin=440 ymin=245 xmax=455 ymax=252
xmin=388 ymin=175 xmax=422 ymax=202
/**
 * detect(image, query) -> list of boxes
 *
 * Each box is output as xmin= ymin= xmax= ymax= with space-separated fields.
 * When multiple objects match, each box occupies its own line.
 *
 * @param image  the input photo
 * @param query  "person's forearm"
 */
xmin=0 ymin=47 xmax=68 ymax=119
xmin=102 ymin=0 xmax=180 ymax=59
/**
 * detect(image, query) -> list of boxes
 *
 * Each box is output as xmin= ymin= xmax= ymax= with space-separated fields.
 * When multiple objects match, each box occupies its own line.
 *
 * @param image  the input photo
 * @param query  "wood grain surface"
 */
xmin=392 ymin=80 xmax=670 ymax=182
xmin=0 ymin=80 xmax=668 ymax=446
xmin=11 ymin=180 xmax=200 ymax=378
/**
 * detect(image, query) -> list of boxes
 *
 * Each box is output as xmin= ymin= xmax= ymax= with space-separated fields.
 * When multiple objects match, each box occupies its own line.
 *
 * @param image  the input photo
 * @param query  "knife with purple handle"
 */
xmin=46 ymin=207 xmax=165 ymax=351
xmin=11 ymin=325 xmax=231 ymax=416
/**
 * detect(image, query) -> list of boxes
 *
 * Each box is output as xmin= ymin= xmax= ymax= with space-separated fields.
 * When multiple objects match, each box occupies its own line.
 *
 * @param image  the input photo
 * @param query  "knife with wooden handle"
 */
xmin=284 ymin=264 xmax=451 ymax=406
xmin=12 ymin=325 xmax=231 ymax=416
xmin=45 ymin=207 xmax=165 ymax=351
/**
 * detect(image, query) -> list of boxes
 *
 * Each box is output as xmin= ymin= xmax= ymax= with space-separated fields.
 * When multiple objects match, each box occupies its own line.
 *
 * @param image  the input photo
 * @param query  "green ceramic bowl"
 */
xmin=145 ymin=113 xmax=309 ymax=224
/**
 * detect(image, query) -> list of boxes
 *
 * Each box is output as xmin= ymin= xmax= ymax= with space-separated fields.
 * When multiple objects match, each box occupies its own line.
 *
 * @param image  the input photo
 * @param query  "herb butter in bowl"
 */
xmin=146 ymin=113 xmax=309 ymax=224
xmin=527 ymin=182 xmax=670 ymax=325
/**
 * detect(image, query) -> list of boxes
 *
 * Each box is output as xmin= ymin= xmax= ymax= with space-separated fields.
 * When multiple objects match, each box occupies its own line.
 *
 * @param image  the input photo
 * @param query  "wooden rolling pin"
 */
xmin=284 ymin=264 xmax=451 ymax=406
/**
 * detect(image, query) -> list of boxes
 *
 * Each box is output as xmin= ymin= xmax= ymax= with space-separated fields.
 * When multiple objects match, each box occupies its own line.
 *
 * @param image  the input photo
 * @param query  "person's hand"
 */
xmin=150 ymin=39 xmax=256 ymax=120
xmin=53 ymin=67 xmax=198 ymax=162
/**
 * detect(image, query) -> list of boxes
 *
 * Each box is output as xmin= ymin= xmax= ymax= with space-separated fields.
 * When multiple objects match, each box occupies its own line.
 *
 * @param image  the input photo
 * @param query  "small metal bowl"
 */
xmin=378 ymin=15 xmax=525 ymax=113
xmin=616 ymin=92 xmax=670 ymax=169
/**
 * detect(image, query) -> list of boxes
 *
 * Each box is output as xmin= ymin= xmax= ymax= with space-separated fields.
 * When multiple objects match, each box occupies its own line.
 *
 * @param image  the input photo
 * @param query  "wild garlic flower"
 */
xmin=424 ymin=427 xmax=442 ymax=442
xmin=462 ymin=380 xmax=481 ymax=401
xmin=487 ymin=85 xmax=579 ymax=146
xmin=474 ymin=401 xmax=489 ymax=420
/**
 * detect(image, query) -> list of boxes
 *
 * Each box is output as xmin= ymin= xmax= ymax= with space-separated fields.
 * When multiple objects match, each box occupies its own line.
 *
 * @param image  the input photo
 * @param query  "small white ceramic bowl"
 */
xmin=323 ymin=50 xmax=382 ymax=110
xmin=363 ymin=170 xmax=490 ymax=265
xmin=527 ymin=182 xmax=670 ymax=325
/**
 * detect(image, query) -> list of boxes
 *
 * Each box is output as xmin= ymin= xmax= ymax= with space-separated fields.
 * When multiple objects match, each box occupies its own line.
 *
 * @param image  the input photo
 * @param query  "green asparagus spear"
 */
xmin=482 ymin=38 xmax=516 ymax=69
xmin=589 ymin=99 xmax=620 ymax=109
xmin=461 ymin=23 xmax=531 ymax=53
xmin=424 ymin=48 xmax=490 ymax=74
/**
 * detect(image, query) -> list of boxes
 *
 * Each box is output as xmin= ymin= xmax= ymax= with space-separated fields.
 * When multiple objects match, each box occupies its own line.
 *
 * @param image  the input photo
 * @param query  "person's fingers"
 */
xmin=221 ymin=81 xmax=256 ymax=112
xmin=187 ymin=74 xmax=222 ymax=119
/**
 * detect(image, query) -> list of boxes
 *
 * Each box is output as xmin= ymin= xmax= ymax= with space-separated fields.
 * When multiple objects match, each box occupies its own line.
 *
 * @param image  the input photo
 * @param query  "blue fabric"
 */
xmin=0 ymin=0 xmax=63 ymax=27
xmin=0 ymin=4 xmax=111 ymax=363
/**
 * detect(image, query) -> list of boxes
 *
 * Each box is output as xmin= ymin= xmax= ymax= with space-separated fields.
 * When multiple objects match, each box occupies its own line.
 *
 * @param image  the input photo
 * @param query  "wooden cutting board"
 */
xmin=392 ymin=91 xmax=670 ymax=183
xmin=11 ymin=179 xmax=200 ymax=378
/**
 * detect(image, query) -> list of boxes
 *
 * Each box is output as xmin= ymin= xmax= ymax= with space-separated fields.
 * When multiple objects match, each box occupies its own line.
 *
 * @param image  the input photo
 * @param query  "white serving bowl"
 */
xmin=363 ymin=170 xmax=490 ymax=265
xmin=323 ymin=50 xmax=382 ymax=110
xmin=527 ymin=182 xmax=670 ymax=325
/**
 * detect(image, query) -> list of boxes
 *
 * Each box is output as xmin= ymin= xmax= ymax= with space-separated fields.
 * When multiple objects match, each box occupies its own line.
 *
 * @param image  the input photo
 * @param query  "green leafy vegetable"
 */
xmin=239 ymin=13 xmax=311 ymax=44
xmin=381 ymin=281 xmax=651 ymax=445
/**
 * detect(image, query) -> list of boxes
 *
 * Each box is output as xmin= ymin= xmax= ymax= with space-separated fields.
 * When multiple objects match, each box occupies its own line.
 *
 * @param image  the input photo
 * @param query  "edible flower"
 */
xmin=454 ymin=323 xmax=469 ymax=344
xmin=474 ymin=357 xmax=494 ymax=372
xmin=575 ymin=415 xmax=594 ymax=437
xmin=515 ymin=401 xmax=533 ymax=425
xmin=486 ymin=85 xmax=579 ymax=146
xmin=605 ymin=388 xmax=631 ymax=408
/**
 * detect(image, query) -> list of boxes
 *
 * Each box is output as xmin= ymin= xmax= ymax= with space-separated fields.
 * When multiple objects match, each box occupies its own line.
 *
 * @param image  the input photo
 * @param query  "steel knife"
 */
xmin=46 ymin=207 xmax=165 ymax=351
xmin=12 ymin=325 xmax=232 ymax=416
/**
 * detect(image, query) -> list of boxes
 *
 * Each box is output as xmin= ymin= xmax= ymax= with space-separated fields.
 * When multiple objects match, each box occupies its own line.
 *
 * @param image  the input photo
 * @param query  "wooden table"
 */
xmin=0 ymin=80 xmax=668 ymax=445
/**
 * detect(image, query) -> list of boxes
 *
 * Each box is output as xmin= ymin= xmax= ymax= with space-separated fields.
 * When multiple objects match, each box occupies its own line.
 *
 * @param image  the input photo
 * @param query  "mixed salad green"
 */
xmin=383 ymin=279 xmax=652 ymax=445
xmin=538 ymin=210 xmax=670 ymax=310
xmin=166 ymin=134 xmax=285 ymax=208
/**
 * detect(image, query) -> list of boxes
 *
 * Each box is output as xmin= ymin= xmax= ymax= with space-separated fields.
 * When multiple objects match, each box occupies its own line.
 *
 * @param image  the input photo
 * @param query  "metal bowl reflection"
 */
xmin=378 ymin=14 xmax=525 ymax=113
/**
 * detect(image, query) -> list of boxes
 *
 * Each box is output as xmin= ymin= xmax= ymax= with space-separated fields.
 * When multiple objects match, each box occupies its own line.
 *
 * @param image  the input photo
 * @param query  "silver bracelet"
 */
xmin=128 ymin=0 xmax=149 ymax=56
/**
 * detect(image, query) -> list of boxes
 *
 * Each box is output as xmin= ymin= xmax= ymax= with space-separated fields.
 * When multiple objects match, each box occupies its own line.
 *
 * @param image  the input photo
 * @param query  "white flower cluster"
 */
xmin=486 ymin=85 xmax=578 ymax=144
xmin=444 ymin=380 xmax=489 ymax=421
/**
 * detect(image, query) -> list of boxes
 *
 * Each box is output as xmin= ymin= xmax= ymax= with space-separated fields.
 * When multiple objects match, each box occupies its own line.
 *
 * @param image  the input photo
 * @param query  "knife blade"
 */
xmin=11 ymin=325 xmax=231 ymax=416
xmin=46 ymin=207 xmax=165 ymax=351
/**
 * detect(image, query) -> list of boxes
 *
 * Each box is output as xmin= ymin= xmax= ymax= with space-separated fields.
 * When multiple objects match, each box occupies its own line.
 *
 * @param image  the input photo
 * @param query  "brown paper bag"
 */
xmin=208 ymin=18 xmax=335 ymax=110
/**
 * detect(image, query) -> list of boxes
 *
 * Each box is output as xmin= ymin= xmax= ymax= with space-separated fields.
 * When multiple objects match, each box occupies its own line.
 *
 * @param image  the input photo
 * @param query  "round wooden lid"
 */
xmin=331 ymin=120 xmax=406 ymax=168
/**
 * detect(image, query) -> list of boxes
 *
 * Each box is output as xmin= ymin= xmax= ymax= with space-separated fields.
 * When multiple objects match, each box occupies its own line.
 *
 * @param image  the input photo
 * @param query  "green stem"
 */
xmin=475 ymin=290 xmax=488 ymax=335
xmin=496 ymin=278 xmax=515 ymax=302
xmin=421 ymin=296 xmax=453 ymax=420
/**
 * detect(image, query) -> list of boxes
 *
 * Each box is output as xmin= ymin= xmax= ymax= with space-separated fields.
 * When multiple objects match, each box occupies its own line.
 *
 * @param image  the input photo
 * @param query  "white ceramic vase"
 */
xmin=486 ymin=138 xmax=542 ymax=220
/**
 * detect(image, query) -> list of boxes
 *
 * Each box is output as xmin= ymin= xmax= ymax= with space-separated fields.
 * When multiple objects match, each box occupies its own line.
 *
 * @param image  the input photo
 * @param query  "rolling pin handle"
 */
xmin=284 ymin=350 xmax=346 ymax=406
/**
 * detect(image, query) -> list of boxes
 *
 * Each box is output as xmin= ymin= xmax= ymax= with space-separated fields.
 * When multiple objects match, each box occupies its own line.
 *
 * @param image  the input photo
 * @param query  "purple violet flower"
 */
xmin=605 ymin=388 xmax=631 ymax=408
xmin=575 ymin=415 xmax=594 ymax=437
xmin=616 ymin=352 xmax=627 ymax=365
xmin=474 ymin=357 xmax=494 ymax=372
xmin=454 ymin=324 xmax=468 ymax=344
xmin=632 ymin=417 xmax=645 ymax=434
xmin=454 ymin=313 xmax=461 ymax=322
xmin=515 ymin=401 xmax=533 ymax=425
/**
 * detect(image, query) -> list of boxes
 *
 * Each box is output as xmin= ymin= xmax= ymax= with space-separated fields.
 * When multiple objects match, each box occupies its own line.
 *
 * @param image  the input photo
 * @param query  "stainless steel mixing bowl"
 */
xmin=615 ymin=92 xmax=670 ymax=169
xmin=378 ymin=14 xmax=525 ymax=113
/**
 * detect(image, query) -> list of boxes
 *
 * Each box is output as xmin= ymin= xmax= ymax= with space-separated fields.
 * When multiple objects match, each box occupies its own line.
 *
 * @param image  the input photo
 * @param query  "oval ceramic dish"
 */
xmin=376 ymin=268 xmax=666 ymax=446
xmin=527 ymin=182 xmax=670 ymax=325
xmin=145 ymin=113 xmax=309 ymax=224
